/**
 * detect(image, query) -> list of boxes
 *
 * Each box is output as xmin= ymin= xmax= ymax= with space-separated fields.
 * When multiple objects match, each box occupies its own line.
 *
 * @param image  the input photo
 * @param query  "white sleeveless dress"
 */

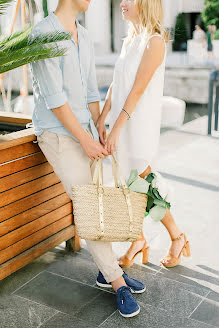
xmin=108 ymin=33 xmax=166 ymax=181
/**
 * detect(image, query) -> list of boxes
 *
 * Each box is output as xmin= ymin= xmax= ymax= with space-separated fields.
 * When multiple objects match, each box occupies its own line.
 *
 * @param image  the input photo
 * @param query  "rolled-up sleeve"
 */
xmin=29 ymin=29 xmax=67 ymax=110
xmin=87 ymin=41 xmax=101 ymax=104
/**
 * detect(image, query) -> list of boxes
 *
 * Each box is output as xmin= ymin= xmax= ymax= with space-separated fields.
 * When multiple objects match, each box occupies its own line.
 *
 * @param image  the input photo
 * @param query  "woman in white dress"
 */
xmin=96 ymin=0 xmax=190 ymax=268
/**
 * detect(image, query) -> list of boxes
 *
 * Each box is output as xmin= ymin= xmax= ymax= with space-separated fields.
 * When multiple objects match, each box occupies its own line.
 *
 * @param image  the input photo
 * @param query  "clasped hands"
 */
xmin=96 ymin=117 xmax=120 ymax=156
xmin=80 ymin=118 xmax=119 ymax=161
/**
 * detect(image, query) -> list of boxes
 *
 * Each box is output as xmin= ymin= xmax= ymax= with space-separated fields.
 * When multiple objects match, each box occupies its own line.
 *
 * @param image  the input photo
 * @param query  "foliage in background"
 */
xmin=214 ymin=29 xmax=219 ymax=40
xmin=173 ymin=13 xmax=188 ymax=51
xmin=202 ymin=0 xmax=219 ymax=29
xmin=0 ymin=0 xmax=70 ymax=74
xmin=42 ymin=0 xmax=48 ymax=18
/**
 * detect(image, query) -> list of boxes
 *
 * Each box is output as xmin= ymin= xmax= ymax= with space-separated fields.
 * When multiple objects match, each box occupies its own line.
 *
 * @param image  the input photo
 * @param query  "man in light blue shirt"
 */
xmin=29 ymin=0 xmax=145 ymax=318
xmin=30 ymin=11 xmax=100 ymax=144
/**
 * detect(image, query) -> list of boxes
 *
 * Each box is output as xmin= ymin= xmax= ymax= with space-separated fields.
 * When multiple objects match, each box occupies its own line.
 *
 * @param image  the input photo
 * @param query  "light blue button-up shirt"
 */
xmin=29 ymin=12 xmax=100 ymax=141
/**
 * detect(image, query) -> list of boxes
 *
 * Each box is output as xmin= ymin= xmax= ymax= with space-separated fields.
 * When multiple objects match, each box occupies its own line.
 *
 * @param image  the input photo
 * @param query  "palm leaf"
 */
xmin=0 ymin=0 xmax=14 ymax=15
xmin=0 ymin=27 xmax=71 ymax=73
xmin=0 ymin=43 xmax=56 ymax=63
xmin=0 ymin=28 xmax=71 ymax=52
xmin=0 ymin=48 xmax=66 ymax=74
xmin=0 ymin=1 xmax=72 ymax=75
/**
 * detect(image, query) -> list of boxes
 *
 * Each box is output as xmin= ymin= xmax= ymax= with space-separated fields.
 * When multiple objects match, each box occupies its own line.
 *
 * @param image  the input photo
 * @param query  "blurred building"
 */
xmin=46 ymin=0 xmax=205 ymax=54
xmin=0 ymin=0 xmax=204 ymax=54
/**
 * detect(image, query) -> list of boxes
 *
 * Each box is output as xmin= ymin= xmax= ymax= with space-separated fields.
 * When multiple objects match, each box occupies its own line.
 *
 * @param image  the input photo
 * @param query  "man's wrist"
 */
xmin=78 ymin=129 xmax=91 ymax=145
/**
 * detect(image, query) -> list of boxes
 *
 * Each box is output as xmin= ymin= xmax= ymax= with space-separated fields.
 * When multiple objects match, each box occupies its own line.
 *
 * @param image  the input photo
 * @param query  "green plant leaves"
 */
xmin=127 ymin=170 xmax=171 ymax=222
xmin=0 ymin=27 xmax=71 ymax=74
xmin=0 ymin=0 xmax=14 ymax=15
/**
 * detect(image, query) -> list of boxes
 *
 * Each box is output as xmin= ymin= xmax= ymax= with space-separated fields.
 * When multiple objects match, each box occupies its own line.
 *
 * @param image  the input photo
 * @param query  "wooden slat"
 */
xmin=0 ymin=225 xmax=75 ymax=281
xmin=0 ymin=172 xmax=60 ymax=207
xmin=0 ymin=129 xmax=35 ymax=151
xmin=0 ymin=193 xmax=71 ymax=236
xmin=0 ymin=110 xmax=32 ymax=125
xmin=0 ymin=162 xmax=54 ymax=193
xmin=0 ymin=141 xmax=40 ymax=164
xmin=0 ymin=214 xmax=73 ymax=264
xmin=0 ymin=152 xmax=47 ymax=179
xmin=0 ymin=203 xmax=73 ymax=250
xmin=0 ymin=183 xmax=66 ymax=222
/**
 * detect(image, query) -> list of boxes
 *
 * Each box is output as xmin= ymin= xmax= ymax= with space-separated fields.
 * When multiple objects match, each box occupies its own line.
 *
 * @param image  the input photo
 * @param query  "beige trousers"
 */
xmin=37 ymin=129 xmax=123 ymax=283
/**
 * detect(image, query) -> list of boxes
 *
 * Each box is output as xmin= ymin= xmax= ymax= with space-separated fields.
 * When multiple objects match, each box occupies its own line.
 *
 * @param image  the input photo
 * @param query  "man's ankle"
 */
xmin=111 ymin=276 xmax=127 ymax=292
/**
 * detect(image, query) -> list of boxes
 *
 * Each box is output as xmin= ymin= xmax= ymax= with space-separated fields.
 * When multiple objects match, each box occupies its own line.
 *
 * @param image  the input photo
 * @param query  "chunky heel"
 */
xmin=182 ymin=241 xmax=191 ymax=257
xmin=160 ymin=233 xmax=191 ymax=268
xmin=142 ymin=246 xmax=149 ymax=264
xmin=118 ymin=236 xmax=148 ymax=268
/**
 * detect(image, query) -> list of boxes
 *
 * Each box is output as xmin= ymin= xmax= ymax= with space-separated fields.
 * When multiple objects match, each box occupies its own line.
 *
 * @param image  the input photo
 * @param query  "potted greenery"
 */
xmin=173 ymin=13 xmax=188 ymax=52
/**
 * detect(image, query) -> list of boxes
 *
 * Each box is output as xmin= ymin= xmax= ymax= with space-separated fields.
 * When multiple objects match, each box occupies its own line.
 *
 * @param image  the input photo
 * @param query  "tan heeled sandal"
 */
xmin=118 ymin=236 xmax=150 ymax=268
xmin=160 ymin=233 xmax=191 ymax=268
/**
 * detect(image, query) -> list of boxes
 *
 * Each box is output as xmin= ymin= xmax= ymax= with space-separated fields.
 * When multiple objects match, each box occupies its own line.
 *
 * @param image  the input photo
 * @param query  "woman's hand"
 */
xmin=96 ymin=116 xmax=107 ymax=146
xmin=105 ymin=127 xmax=120 ymax=154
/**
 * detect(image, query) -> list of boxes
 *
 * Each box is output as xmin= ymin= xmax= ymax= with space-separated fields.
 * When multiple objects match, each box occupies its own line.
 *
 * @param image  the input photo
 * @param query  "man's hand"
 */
xmin=80 ymin=133 xmax=108 ymax=160
xmin=96 ymin=116 xmax=107 ymax=146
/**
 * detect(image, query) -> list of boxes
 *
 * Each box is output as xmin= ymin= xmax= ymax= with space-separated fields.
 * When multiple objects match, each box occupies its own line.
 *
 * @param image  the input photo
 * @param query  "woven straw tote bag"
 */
xmin=71 ymin=155 xmax=147 ymax=242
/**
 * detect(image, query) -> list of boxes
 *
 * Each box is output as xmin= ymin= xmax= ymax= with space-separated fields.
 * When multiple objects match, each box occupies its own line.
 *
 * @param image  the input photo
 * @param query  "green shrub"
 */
xmin=202 ymin=0 xmax=219 ymax=29
xmin=173 ymin=13 xmax=188 ymax=51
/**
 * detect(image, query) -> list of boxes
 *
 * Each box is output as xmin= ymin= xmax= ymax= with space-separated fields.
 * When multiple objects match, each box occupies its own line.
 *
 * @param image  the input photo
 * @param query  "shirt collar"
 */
xmin=49 ymin=12 xmax=84 ymax=40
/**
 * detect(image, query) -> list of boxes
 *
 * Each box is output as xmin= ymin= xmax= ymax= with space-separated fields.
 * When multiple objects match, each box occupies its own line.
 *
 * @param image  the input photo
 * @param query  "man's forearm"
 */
xmin=52 ymin=103 xmax=89 ymax=143
xmin=88 ymin=101 xmax=100 ymax=126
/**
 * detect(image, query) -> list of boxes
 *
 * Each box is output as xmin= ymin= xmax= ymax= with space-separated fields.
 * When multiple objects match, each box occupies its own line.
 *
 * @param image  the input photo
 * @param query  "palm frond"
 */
xmin=0 ymin=27 xmax=71 ymax=74
xmin=0 ymin=48 xmax=66 ymax=74
xmin=0 ymin=0 xmax=14 ymax=15
xmin=0 ymin=43 xmax=54 ymax=63
xmin=0 ymin=28 xmax=32 ymax=50
xmin=0 ymin=28 xmax=71 ymax=52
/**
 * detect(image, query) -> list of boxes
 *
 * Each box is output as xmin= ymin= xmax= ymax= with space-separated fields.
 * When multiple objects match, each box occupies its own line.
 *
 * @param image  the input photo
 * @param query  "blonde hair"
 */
xmin=127 ymin=0 xmax=169 ymax=42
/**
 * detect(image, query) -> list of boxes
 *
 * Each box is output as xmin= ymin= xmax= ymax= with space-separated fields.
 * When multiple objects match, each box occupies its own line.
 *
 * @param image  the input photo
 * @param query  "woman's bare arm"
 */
xmin=112 ymin=36 xmax=165 ymax=132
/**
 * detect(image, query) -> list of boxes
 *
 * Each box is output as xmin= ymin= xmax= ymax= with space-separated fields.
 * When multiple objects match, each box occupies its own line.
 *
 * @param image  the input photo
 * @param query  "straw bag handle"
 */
xmin=92 ymin=155 xmax=134 ymax=238
xmin=92 ymin=155 xmax=128 ymax=191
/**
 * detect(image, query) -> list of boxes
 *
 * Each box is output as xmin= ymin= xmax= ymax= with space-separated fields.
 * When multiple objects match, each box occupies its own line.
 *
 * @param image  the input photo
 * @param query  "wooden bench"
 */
xmin=0 ymin=128 xmax=81 ymax=281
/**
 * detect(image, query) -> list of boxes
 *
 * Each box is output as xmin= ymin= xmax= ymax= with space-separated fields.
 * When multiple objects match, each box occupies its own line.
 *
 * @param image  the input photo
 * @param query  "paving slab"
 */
xmin=13 ymin=271 xmax=102 ymax=316
xmin=0 ymin=251 xmax=64 ymax=296
xmin=0 ymin=294 xmax=57 ymax=328
xmin=47 ymin=253 xmax=99 ymax=286
xmin=190 ymin=298 xmax=219 ymax=327
xmin=122 ymin=268 xmax=205 ymax=317
xmin=40 ymin=312 xmax=97 ymax=328
xmin=100 ymin=302 xmax=215 ymax=328
xmin=74 ymin=292 xmax=117 ymax=326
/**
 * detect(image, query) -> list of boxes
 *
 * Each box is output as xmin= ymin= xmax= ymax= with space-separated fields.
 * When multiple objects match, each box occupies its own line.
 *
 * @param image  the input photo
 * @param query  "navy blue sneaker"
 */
xmin=116 ymin=286 xmax=140 ymax=318
xmin=96 ymin=271 xmax=146 ymax=294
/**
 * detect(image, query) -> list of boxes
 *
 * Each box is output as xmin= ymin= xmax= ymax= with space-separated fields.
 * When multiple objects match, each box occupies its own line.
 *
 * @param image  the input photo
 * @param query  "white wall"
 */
xmin=163 ymin=0 xmax=180 ymax=29
xmin=112 ymin=0 xmax=128 ymax=53
xmin=86 ymin=0 xmax=111 ymax=55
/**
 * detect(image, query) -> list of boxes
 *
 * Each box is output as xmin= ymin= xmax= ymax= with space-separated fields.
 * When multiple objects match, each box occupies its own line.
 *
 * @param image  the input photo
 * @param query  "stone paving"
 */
xmin=0 ymin=116 xmax=219 ymax=328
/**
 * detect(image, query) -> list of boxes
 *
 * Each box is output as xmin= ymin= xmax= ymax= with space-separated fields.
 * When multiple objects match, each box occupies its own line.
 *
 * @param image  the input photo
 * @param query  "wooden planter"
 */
xmin=0 ymin=127 xmax=81 ymax=281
